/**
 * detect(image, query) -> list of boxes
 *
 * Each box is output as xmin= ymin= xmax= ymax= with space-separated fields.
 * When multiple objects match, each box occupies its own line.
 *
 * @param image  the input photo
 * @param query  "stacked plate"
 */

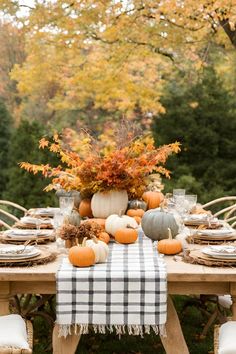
xmin=0 ymin=245 xmax=40 ymax=260
xmin=14 ymin=216 xmax=53 ymax=229
xmin=191 ymin=225 xmax=236 ymax=243
xmin=26 ymin=207 xmax=60 ymax=218
xmin=202 ymin=245 xmax=236 ymax=260
xmin=0 ymin=229 xmax=55 ymax=244
xmin=195 ymin=227 xmax=234 ymax=237
xmin=184 ymin=214 xmax=219 ymax=227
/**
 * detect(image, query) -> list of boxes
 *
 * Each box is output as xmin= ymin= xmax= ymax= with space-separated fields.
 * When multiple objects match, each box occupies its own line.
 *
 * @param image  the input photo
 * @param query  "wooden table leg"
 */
xmin=53 ymin=324 xmax=81 ymax=354
xmin=160 ymin=295 xmax=189 ymax=354
xmin=0 ymin=282 xmax=10 ymax=315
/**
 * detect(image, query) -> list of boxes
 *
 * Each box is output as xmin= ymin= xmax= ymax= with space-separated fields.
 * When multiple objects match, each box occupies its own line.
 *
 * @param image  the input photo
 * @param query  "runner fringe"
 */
xmin=58 ymin=323 xmax=166 ymax=338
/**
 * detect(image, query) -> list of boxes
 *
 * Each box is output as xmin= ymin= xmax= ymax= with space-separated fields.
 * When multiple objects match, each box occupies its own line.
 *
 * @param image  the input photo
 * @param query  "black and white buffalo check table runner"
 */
xmin=56 ymin=231 xmax=167 ymax=337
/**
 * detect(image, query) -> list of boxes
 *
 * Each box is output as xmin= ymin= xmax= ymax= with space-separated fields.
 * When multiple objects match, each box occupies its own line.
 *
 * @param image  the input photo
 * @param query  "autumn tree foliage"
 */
xmin=1 ymin=1 xmax=236 ymax=123
xmin=0 ymin=22 xmax=25 ymax=118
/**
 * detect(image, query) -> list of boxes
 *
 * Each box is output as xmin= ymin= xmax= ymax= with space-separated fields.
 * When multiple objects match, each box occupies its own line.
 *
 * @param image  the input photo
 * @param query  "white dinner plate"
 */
xmin=20 ymin=216 xmax=53 ymax=225
xmin=196 ymin=229 xmax=234 ymax=237
xmin=27 ymin=207 xmax=60 ymax=217
xmin=0 ymin=245 xmax=41 ymax=259
xmin=202 ymin=246 xmax=236 ymax=258
xmin=3 ymin=229 xmax=54 ymax=238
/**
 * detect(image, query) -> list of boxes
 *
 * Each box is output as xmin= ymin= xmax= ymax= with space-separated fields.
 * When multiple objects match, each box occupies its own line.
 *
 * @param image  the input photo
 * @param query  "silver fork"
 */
xmin=15 ymin=239 xmax=33 ymax=254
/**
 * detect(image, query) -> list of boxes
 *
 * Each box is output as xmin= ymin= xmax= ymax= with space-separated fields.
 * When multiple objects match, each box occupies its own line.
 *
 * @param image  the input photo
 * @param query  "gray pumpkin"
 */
xmin=127 ymin=199 xmax=147 ymax=211
xmin=141 ymin=208 xmax=180 ymax=241
xmin=63 ymin=209 xmax=81 ymax=227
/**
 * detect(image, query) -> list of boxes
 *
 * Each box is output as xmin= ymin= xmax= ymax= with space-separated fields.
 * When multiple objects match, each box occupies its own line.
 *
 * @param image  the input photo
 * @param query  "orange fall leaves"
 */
xmin=20 ymin=130 xmax=180 ymax=198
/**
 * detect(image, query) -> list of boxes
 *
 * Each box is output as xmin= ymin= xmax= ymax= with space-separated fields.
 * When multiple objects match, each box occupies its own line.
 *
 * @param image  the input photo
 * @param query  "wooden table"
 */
xmin=1 ymin=244 xmax=236 ymax=354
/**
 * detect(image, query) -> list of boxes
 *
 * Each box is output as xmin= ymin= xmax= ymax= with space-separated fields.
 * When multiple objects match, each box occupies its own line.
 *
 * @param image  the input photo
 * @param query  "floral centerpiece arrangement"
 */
xmin=20 ymin=124 xmax=180 ymax=217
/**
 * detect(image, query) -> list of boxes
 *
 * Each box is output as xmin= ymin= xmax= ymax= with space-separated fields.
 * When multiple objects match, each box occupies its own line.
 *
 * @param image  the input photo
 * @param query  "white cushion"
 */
xmin=218 ymin=295 xmax=232 ymax=309
xmin=219 ymin=321 xmax=236 ymax=354
xmin=0 ymin=314 xmax=29 ymax=349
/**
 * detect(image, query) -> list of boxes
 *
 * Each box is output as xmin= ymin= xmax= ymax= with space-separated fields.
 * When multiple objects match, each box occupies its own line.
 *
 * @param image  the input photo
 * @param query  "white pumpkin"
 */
xmin=105 ymin=214 xmax=138 ymax=237
xmin=91 ymin=190 xmax=128 ymax=218
xmin=85 ymin=239 xmax=109 ymax=263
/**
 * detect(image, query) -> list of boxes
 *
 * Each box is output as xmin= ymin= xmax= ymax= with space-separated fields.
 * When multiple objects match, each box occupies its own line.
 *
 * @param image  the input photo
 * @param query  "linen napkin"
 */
xmin=56 ymin=232 xmax=167 ymax=337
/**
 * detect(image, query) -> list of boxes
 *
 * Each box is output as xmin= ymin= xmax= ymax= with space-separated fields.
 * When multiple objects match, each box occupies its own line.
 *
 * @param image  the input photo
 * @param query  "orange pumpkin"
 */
xmin=114 ymin=227 xmax=138 ymax=244
xmin=126 ymin=209 xmax=145 ymax=217
xmin=142 ymin=191 xmax=164 ymax=210
xmin=78 ymin=198 xmax=93 ymax=217
xmin=68 ymin=238 xmax=95 ymax=267
xmin=98 ymin=231 xmax=110 ymax=244
xmin=157 ymin=228 xmax=182 ymax=255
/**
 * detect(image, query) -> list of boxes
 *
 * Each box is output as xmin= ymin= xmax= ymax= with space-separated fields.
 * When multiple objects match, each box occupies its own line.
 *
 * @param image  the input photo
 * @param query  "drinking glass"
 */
xmin=174 ymin=195 xmax=186 ymax=216
xmin=165 ymin=193 xmax=175 ymax=210
xmin=35 ymin=218 xmax=41 ymax=245
xmin=173 ymin=189 xmax=186 ymax=197
xmin=59 ymin=196 xmax=74 ymax=216
xmin=53 ymin=211 xmax=64 ymax=230
xmin=52 ymin=210 xmax=64 ymax=239
xmin=184 ymin=194 xmax=197 ymax=213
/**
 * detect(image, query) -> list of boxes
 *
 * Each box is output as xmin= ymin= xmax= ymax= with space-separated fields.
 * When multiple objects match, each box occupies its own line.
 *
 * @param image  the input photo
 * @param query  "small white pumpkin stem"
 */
xmin=118 ymin=209 xmax=124 ymax=217
xmin=167 ymin=228 xmax=172 ymax=240
xmin=81 ymin=237 xmax=87 ymax=247
xmin=160 ymin=199 xmax=166 ymax=208
xmin=127 ymin=224 xmax=135 ymax=229
xmin=91 ymin=235 xmax=98 ymax=243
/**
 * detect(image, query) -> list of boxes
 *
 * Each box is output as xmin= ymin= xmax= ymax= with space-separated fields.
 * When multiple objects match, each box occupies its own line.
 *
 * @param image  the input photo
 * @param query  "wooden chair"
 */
xmin=197 ymin=197 xmax=236 ymax=339
xmin=0 ymin=200 xmax=27 ymax=229
xmin=182 ymin=197 xmax=236 ymax=340
xmin=202 ymin=196 xmax=236 ymax=228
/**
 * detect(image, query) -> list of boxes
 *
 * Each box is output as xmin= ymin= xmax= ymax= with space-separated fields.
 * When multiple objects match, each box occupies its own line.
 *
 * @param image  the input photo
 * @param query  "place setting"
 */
xmin=184 ymin=245 xmax=236 ymax=267
xmin=26 ymin=207 xmax=60 ymax=218
xmin=186 ymin=222 xmax=236 ymax=245
xmin=13 ymin=216 xmax=54 ymax=229
xmin=0 ymin=228 xmax=56 ymax=244
xmin=0 ymin=242 xmax=56 ymax=267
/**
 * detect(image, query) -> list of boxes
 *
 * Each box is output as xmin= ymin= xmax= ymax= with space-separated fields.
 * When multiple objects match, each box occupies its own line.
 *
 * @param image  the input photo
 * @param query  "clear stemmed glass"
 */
xmin=59 ymin=196 xmax=74 ymax=216
xmin=165 ymin=193 xmax=175 ymax=211
xmin=173 ymin=189 xmax=186 ymax=198
xmin=174 ymin=195 xmax=186 ymax=217
xmin=35 ymin=218 xmax=41 ymax=245
xmin=52 ymin=210 xmax=64 ymax=238
xmin=184 ymin=195 xmax=197 ymax=214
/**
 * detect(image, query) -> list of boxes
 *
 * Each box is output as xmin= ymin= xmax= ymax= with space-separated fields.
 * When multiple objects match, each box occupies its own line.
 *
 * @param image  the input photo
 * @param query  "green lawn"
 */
xmin=33 ymin=295 xmax=217 ymax=354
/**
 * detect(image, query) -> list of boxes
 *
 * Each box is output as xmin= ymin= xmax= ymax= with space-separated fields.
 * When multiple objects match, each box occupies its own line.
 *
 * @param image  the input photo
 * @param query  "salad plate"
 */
xmin=195 ymin=228 xmax=234 ymax=237
xmin=27 ymin=207 xmax=60 ymax=217
xmin=202 ymin=245 xmax=236 ymax=259
xmin=3 ymin=229 xmax=54 ymax=238
xmin=0 ymin=245 xmax=41 ymax=259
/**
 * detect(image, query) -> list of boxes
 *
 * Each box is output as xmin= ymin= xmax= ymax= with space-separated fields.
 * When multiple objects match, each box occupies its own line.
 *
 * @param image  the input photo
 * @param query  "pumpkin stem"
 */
xmin=81 ymin=237 xmax=87 ymax=247
xmin=159 ymin=200 xmax=165 ymax=208
xmin=91 ymin=235 xmax=98 ymax=243
xmin=167 ymin=228 xmax=172 ymax=240
xmin=118 ymin=209 xmax=125 ymax=217
xmin=127 ymin=224 xmax=135 ymax=229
